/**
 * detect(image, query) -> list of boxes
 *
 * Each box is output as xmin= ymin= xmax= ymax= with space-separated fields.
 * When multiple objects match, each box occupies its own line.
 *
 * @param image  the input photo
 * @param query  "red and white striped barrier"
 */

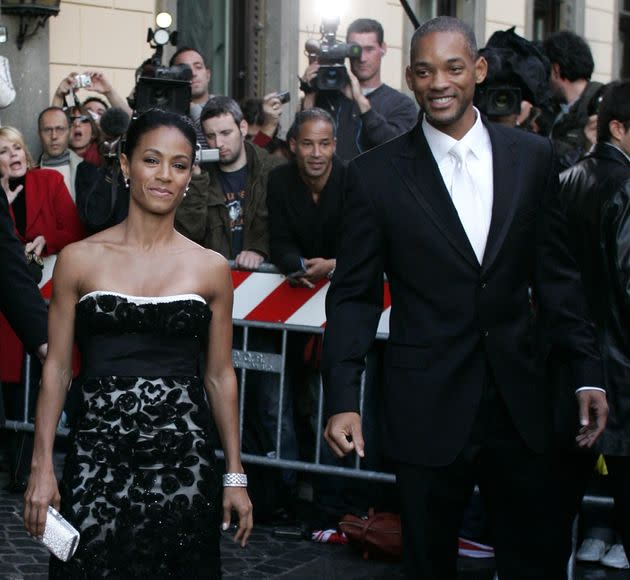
xmin=231 ymin=270 xmax=391 ymax=334
xmin=37 ymin=257 xmax=392 ymax=334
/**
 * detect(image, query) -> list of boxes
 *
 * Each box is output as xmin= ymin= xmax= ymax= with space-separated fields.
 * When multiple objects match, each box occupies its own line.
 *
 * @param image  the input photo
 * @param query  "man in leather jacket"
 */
xmin=544 ymin=31 xmax=603 ymax=170
xmin=553 ymin=80 xmax=630 ymax=572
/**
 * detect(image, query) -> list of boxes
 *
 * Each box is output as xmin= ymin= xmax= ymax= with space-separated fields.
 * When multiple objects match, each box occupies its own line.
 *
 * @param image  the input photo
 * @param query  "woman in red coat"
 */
xmin=0 ymin=126 xmax=85 ymax=383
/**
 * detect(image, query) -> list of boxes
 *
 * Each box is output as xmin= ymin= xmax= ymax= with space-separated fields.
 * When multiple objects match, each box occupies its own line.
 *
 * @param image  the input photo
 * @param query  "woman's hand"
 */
xmin=222 ymin=487 xmax=253 ymax=547
xmin=0 ymin=172 xmax=23 ymax=204
xmin=23 ymin=467 xmax=60 ymax=539
xmin=25 ymin=235 xmax=46 ymax=257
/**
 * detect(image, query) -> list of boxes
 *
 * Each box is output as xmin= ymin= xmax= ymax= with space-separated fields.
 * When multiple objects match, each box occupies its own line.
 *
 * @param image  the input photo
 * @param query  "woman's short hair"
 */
xmin=0 ymin=126 xmax=35 ymax=168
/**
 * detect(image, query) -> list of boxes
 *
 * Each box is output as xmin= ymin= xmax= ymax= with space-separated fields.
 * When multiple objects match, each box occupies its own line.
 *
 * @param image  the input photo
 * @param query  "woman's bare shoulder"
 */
xmin=56 ymin=224 xmax=125 ymax=270
xmin=175 ymin=232 xmax=230 ymax=270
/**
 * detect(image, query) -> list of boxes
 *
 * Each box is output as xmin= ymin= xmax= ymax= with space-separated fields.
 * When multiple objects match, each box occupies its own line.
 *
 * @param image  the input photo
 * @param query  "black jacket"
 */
xmin=551 ymin=81 xmax=603 ymax=171
xmin=0 ymin=188 xmax=47 ymax=353
xmin=267 ymin=157 xmax=346 ymax=274
xmin=322 ymin=119 xmax=602 ymax=466
xmin=560 ymin=142 xmax=630 ymax=455
xmin=175 ymin=142 xmax=284 ymax=259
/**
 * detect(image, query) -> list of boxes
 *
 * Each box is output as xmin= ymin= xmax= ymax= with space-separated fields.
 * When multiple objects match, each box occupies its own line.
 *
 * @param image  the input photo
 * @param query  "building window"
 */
xmin=533 ymin=0 xmax=561 ymax=42
xmin=621 ymin=1 xmax=630 ymax=79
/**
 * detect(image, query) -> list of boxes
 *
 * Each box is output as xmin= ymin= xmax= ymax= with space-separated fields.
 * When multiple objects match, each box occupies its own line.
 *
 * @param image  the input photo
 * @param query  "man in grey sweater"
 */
xmin=301 ymin=18 xmax=418 ymax=161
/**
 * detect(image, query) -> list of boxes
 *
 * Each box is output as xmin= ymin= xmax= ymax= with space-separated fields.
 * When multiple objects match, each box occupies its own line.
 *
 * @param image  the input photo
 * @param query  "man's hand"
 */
xmin=53 ymin=73 xmax=77 ymax=103
xmin=303 ymin=257 xmax=335 ymax=282
xmin=235 ymin=250 xmax=264 ymax=270
xmin=259 ymin=93 xmax=283 ymax=138
xmin=84 ymin=70 xmax=112 ymax=95
xmin=301 ymin=63 xmax=320 ymax=90
xmin=583 ymin=114 xmax=598 ymax=148
xmin=342 ymin=67 xmax=371 ymax=114
xmin=324 ymin=412 xmax=365 ymax=458
xmin=301 ymin=63 xmax=319 ymax=110
xmin=576 ymin=389 xmax=608 ymax=448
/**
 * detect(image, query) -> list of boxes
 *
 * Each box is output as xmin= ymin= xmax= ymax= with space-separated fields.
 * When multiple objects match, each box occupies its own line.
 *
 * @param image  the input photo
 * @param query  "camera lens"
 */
xmin=492 ymin=91 xmax=517 ymax=114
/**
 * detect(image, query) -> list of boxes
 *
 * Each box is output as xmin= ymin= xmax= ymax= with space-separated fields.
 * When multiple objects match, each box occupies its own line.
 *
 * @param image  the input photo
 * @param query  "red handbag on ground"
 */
xmin=338 ymin=508 xmax=402 ymax=560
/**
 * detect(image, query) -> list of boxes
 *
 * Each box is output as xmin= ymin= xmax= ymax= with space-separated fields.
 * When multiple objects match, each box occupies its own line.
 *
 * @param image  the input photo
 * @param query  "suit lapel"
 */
xmin=481 ymin=122 xmax=520 ymax=274
xmin=391 ymin=124 xmax=479 ymax=269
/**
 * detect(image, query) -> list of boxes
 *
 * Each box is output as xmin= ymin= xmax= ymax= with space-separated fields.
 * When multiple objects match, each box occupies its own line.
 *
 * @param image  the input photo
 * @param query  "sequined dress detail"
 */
xmin=49 ymin=292 xmax=220 ymax=579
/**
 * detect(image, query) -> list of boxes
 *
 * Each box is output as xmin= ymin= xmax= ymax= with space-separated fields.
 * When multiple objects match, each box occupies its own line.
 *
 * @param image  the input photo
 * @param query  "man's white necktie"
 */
xmin=448 ymin=142 xmax=488 ymax=264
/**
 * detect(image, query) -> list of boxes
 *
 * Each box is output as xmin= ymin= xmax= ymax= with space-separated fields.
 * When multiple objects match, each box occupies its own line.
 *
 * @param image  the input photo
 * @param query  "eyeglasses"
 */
xmin=70 ymin=115 xmax=91 ymax=124
xmin=40 ymin=126 xmax=69 ymax=135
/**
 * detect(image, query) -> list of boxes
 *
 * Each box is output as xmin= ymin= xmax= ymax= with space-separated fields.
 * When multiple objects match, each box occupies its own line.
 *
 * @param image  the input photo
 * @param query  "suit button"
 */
xmin=483 ymin=330 xmax=489 ymax=337
xmin=481 ymin=283 xmax=487 ymax=289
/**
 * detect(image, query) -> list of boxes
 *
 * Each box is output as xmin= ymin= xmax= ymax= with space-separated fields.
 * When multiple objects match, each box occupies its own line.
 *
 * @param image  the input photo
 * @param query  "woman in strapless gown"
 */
xmin=24 ymin=109 xmax=253 ymax=579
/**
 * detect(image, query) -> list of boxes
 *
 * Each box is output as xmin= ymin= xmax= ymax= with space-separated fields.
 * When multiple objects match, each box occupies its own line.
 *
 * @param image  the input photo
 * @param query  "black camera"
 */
xmin=475 ymin=27 xmax=552 ymax=123
xmin=477 ymin=85 xmax=522 ymax=117
xmin=133 ymin=62 xmax=192 ymax=116
xmin=305 ymin=17 xmax=362 ymax=91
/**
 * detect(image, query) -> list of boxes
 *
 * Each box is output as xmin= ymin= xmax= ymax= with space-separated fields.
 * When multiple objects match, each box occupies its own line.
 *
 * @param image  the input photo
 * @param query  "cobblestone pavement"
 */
xmin=0 ymin=454 xmax=627 ymax=579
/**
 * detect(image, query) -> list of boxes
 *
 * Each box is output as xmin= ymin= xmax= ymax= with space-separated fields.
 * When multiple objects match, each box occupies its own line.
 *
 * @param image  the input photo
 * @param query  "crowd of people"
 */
xmin=0 ymin=12 xmax=629 ymax=579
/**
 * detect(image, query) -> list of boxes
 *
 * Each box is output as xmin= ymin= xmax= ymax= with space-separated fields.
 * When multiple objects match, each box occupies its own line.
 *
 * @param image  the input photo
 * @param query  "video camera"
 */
xmin=305 ymin=17 xmax=362 ymax=91
xmin=475 ymin=27 xmax=553 ymax=123
xmin=130 ymin=58 xmax=193 ymax=117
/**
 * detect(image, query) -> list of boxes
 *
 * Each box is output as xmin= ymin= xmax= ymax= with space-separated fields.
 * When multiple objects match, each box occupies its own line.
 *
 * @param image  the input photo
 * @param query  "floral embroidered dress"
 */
xmin=49 ymin=292 xmax=221 ymax=579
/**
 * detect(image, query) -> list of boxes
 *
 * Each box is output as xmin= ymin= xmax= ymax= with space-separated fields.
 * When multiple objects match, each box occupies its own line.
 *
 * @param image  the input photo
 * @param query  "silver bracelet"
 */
xmin=223 ymin=473 xmax=248 ymax=487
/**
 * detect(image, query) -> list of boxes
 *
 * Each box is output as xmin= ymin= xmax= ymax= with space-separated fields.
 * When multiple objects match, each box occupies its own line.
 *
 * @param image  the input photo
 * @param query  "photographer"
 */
xmin=242 ymin=93 xmax=291 ymax=159
xmin=475 ymin=27 xmax=553 ymax=131
xmin=544 ymin=31 xmax=603 ymax=170
xmin=175 ymin=96 xmax=285 ymax=268
xmin=169 ymin=46 xmax=213 ymax=147
xmin=301 ymin=18 xmax=417 ymax=161
xmin=52 ymin=70 xmax=132 ymax=117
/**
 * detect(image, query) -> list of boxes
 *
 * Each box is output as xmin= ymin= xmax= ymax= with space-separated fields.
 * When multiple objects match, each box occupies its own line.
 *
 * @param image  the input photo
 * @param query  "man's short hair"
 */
xmin=346 ymin=18 xmax=384 ymax=44
xmin=596 ymin=81 xmax=630 ymax=143
xmin=410 ymin=16 xmax=478 ymax=61
xmin=543 ymin=31 xmax=594 ymax=82
xmin=37 ymin=106 xmax=69 ymax=131
xmin=200 ymin=96 xmax=244 ymax=125
xmin=169 ymin=46 xmax=209 ymax=68
xmin=288 ymin=108 xmax=336 ymax=141
xmin=241 ymin=98 xmax=266 ymax=127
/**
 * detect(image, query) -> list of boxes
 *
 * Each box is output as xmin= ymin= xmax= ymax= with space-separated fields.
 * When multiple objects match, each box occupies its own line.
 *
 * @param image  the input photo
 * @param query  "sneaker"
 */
xmin=458 ymin=537 xmax=495 ymax=558
xmin=576 ymin=538 xmax=608 ymax=562
xmin=600 ymin=544 xmax=630 ymax=569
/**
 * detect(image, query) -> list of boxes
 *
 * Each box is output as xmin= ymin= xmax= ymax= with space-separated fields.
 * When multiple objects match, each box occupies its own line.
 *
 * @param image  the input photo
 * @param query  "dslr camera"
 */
xmin=305 ymin=17 xmax=362 ymax=91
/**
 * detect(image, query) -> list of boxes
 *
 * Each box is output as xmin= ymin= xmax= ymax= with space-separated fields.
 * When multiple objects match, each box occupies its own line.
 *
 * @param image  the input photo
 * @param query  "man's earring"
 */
xmin=124 ymin=175 xmax=129 ymax=188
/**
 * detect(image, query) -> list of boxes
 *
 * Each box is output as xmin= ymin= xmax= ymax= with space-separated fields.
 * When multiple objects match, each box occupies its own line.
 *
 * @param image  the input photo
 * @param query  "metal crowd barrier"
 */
xmin=0 ymin=264 xmax=616 ymax=579
xmin=1 ymin=262 xmax=395 ymax=484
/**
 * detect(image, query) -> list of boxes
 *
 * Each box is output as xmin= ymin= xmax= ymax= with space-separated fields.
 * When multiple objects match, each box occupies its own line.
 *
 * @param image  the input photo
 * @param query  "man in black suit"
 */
xmin=322 ymin=16 xmax=607 ymax=579
xmin=0 ymin=186 xmax=48 ymax=489
xmin=0 ymin=188 xmax=47 ymax=363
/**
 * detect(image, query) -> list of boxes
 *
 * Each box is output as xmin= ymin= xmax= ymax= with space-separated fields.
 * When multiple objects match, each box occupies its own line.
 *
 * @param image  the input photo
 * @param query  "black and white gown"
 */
xmin=49 ymin=292 xmax=221 ymax=579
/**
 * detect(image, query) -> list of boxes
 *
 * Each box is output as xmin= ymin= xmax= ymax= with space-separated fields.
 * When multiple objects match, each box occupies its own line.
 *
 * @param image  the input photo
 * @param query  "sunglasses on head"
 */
xmin=70 ymin=115 xmax=91 ymax=124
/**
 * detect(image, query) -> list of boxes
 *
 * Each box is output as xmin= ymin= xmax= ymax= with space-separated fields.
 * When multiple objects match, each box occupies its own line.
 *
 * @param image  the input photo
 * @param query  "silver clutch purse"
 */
xmin=41 ymin=506 xmax=80 ymax=562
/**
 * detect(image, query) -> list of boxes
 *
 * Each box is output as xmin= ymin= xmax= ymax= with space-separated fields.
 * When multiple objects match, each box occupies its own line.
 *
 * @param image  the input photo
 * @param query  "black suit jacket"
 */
xmin=267 ymin=157 xmax=346 ymax=274
xmin=0 ymin=188 xmax=47 ymax=353
xmin=321 ymin=119 xmax=602 ymax=466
